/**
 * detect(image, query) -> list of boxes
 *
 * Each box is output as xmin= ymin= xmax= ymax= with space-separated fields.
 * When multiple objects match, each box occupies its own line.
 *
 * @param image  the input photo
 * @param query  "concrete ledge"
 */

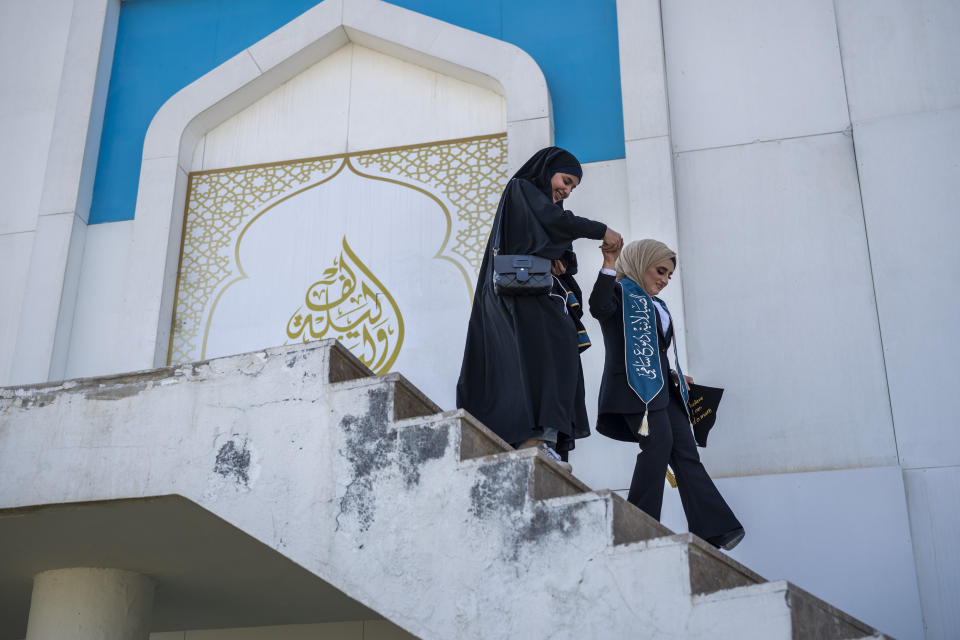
xmin=610 ymin=491 xmax=674 ymax=545
xmin=394 ymin=408 xmax=512 ymax=461
xmin=692 ymin=580 xmax=878 ymax=640
xmin=0 ymin=496 xmax=382 ymax=637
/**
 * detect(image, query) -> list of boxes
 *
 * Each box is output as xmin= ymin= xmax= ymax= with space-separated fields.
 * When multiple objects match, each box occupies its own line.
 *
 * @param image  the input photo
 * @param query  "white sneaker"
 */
xmin=538 ymin=442 xmax=573 ymax=473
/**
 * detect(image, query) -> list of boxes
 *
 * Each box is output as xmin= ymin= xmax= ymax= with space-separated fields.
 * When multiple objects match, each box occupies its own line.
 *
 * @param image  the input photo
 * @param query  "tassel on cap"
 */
xmin=666 ymin=468 xmax=677 ymax=488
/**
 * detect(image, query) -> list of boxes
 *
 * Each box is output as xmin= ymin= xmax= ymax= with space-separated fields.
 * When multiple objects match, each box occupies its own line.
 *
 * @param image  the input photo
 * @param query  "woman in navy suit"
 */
xmin=588 ymin=239 xmax=744 ymax=550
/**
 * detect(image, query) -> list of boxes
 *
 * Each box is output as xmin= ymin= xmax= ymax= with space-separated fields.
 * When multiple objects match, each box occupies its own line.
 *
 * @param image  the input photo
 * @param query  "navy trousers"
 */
xmin=625 ymin=391 xmax=742 ymax=541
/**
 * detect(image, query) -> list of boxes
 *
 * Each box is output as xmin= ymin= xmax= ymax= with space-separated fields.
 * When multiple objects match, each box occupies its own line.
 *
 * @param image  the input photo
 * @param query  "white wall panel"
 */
xmin=854 ymin=108 xmax=960 ymax=469
xmin=675 ymin=133 xmax=895 ymax=477
xmin=564 ymin=159 xmax=639 ymax=491
xmin=904 ymin=466 xmax=960 ymax=640
xmin=0 ymin=233 xmax=34 ymax=385
xmin=199 ymin=45 xmax=353 ymax=170
xmin=9 ymin=212 xmax=78 ymax=384
xmin=346 ymin=44 xmax=505 ymax=153
xmin=0 ymin=0 xmax=73 ymax=234
xmin=64 ymin=220 xmax=133 ymax=380
xmin=616 ymin=0 xmax=669 ymax=142
xmin=658 ymin=466 xmax=923 ymax=640
xmin=836 ymin=0 xmax=960 ymax=124
xmin=199 ymin=43 xmax=506 ymax=172
xmin=0 ymin=111 xmax=61 ymax=235
xmin=661 ymin=0 xmax=849 ymax=153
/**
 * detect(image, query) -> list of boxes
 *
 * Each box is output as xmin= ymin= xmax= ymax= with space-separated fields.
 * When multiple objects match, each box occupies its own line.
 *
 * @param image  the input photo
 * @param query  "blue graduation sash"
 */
xmin=620 ymin=278 xmax=691 ymax=419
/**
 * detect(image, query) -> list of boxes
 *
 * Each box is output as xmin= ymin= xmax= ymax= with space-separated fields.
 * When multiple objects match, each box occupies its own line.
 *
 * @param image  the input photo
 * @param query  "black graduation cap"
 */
xmin=687 ymin=383 xmax=724 ymax=448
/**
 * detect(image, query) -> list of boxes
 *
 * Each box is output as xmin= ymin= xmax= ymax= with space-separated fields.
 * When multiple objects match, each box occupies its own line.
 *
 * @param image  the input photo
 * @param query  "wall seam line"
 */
xmin=675 ymin=128 xmax=851 ymax=156
xmin=246 ymin=48 xmax=263 ymax=74
xmin=625 ymin=133 xmax=670 ymax=144
xmin=831 ymin=0 xmax=900 ymax=467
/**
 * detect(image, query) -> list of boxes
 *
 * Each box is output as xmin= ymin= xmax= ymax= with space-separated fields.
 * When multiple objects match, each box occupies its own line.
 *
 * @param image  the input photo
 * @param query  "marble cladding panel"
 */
xmin=0 ymin=0 xmax=72 ymax=235
xmin=566 ymin=159 xmax=635 ymax=494
xmin=8 ymin=213 xmax=78 ymax=385
xmin=675 ymin=132 xmax=896 ymax=477
xmin=114 ymin=156 xmax=188 ymax=373
xmin=616 ymin=0 xmax=669 ymax=141
xmin=504 ymin=117 xmax=551 ymax=174
xmin=0 ymin=1 xmax=72 ymax=114
xmin=0 ymin=233 xmax=35 ymax=386
xmin=852 ymin=107 xmax=960 ymax=469
xmin=0 ymin=110 xmax=58 ymax=235
xmin=39 ymin=0 xmax=119 ymax=222
xmin=836 ymin=0 xmax=960 ymax=124
xmin=199 ymin=45 xmax=353 ymax=171
xmin=661 ymin=0 xmax=849 ymax=153
xmin=345 ymin=44 xmax=505 ymax=153
xmin=657 ymin=466 xmax=924 ymax=640
xmin=64 ymin=220 xmax=134 ymax=381
xmin=197 ymin=43 xmax=506 ymax=173
xmin=622 ymin=136 xmax=679 ymax=247
xmin=904 ymin=466 xmax=960 ymax=640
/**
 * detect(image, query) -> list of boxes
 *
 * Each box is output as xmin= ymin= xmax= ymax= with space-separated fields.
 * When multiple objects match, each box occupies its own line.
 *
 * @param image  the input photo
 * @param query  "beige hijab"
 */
xmin=615 ymin=239 xmax=677 ymax=292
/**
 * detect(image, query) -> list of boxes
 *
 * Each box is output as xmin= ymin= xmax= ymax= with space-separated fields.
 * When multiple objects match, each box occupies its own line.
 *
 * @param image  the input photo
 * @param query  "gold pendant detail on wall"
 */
xmin=285 ymin=236 xmax=403 ymax=374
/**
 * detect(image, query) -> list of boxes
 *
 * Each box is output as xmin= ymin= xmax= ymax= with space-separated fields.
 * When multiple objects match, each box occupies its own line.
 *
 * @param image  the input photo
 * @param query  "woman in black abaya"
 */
xmin=456 ymin=147 xmax=622 ymax=462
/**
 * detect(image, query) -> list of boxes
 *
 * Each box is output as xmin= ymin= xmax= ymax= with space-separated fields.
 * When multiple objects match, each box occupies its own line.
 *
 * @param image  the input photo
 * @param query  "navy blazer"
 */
xmin=589 ymin=272 xmax=682 ymax=442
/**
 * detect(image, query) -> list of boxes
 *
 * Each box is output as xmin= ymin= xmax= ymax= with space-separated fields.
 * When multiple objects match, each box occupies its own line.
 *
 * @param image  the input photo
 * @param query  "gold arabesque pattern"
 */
xmin=353 ymin=135 xmax=507 ymax=273
xmin=170 ymin=158 xmax=340 ymax=365
xmin=170 ymin=134 xmax=507 ymax=367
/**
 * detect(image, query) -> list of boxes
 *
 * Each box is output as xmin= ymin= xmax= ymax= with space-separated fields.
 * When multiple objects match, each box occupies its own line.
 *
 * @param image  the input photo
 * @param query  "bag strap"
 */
xmin=492 ymin=210 xmax=503 ymax=256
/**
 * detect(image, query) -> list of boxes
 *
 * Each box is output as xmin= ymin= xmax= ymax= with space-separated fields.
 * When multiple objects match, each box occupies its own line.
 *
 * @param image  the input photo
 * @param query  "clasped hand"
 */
xmin=600 ymin=227 xmax=623 ymax=269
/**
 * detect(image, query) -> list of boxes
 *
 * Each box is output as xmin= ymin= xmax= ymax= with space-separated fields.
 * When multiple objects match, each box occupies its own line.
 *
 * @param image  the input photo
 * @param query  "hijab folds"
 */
xmin=615 ymin=239 xmax=677 ymax=293
xmin=511 ymin=147 xmax=583 ymax=201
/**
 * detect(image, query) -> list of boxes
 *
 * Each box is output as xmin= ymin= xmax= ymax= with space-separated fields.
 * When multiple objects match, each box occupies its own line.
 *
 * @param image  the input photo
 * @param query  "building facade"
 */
xmin=1 ymin=1 xmax=958 ymax=638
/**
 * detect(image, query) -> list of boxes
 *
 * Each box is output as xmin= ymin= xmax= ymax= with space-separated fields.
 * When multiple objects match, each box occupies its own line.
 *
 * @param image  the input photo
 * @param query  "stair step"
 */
xmin=610 ymin=492 xmax=674 ymax=545
xmin=324 ymin=339 xmax=375 ymax=383
xmin=610 ymin=532 xmax=764 ymax=604
xmin=395 ymin=409 xmax=513 ymax=461
xmin=530 ymin=450 xmax=591 ymax=499
xmin=458 ymin=447 xmax=590 ymax=515
xmin=689 ymin=580 xmax=878 ymax=640
xmin=681 ymin=533 xmax=765 ymax=595
xmin=330 ymin=371 xmax=441 ymax=422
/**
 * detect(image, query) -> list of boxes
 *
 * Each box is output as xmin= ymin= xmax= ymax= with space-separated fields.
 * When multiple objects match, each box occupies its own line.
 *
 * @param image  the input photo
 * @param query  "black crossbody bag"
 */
xmin=491 ymin=214 xmax=552 ymax=296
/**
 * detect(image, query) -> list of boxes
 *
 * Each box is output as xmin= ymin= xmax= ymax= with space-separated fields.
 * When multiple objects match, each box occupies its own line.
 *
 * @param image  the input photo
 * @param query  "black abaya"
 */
xmin=456 ymin=150 xmax=606 ymax=450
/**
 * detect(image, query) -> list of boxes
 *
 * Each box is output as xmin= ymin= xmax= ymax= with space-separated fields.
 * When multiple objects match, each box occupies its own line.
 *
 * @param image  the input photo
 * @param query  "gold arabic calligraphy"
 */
xmin=285 ymin=237 xmax=404 ymax=374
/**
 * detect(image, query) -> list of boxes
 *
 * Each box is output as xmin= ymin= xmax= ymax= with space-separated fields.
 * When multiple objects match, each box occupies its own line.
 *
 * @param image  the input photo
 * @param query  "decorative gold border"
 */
xmin=187 ymin=132 xmax=506 ymax=177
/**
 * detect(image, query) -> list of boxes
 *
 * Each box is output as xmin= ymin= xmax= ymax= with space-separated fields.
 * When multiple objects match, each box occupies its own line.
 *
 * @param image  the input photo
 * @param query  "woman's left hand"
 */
xmin=551 ymin=259 xmax=567 ymax=275
xmin=684 ymin=374 xmax=694 ymax=385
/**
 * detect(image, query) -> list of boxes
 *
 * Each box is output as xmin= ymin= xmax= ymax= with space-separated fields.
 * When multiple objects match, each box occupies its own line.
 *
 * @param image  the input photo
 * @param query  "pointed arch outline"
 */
xmin=117 ymin=0 xmax=553 ymax=369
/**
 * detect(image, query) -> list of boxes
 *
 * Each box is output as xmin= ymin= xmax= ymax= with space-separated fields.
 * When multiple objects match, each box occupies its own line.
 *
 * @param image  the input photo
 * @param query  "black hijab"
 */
xmin=512 ymin=147 xmax=583 ymax=201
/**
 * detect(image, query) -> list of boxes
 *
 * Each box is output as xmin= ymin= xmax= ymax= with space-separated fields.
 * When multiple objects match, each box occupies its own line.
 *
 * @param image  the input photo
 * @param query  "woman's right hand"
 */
xmin=600 ymin=238 xmax=622 ymax=269
xmin=601 ymin=227 xmax=623 ymax=251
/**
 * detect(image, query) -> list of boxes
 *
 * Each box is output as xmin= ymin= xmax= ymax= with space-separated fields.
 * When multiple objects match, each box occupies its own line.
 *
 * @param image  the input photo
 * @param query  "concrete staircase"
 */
xmin=0 ymin=340 xmax=888 ymax=639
